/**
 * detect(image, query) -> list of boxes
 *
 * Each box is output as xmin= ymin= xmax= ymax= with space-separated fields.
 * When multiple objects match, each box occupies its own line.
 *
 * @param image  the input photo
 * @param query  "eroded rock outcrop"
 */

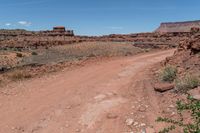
xmin=0 ymin=27 xmax=196 ymax=50
xmin=156 ymin=20 xmax=200 ymax=33
xmin=165 ymin=33 xmax=200 ymax=76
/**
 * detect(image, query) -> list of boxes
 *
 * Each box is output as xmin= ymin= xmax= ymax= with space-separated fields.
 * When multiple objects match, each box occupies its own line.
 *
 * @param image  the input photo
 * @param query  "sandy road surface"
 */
xmin=0 ymin=50 xmax=174 ymax=133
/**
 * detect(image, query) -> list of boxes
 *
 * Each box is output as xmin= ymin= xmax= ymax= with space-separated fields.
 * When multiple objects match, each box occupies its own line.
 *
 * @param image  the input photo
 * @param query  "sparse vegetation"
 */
xmin=197 ymin=52 xmax=200 ymax=57
xmin=31 ymin=51 xmax=38 ymax=55
xmin=57 ymin=42 xmax=143 ymax=58
xmin=22 ymin=42 xmax=144 ymax=65
xmin=157 ymin=95 xmax=200 ymax=133
xmin=8 ymin=70 xmax=32 ymax=81
xmin=0 ymin=42 xmax=145 ymax=84
xmin=159 ymin=65 xmax=177 ymax=82
xmin=144 ymin=49 xmax=150 ymax=52
xmin=175 ymin=75 xmax=200 ymax=92
xmin=16 ymin=52 xmax=23 ymax=57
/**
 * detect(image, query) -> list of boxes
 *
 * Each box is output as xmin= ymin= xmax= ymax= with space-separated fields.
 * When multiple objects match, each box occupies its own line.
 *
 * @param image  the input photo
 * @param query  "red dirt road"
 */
xmin=0 ymin=50 xmax=174 ymax=133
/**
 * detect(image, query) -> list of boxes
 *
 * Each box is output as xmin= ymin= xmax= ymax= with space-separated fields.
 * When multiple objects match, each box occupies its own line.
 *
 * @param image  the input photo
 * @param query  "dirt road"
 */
xmin=0 ymin=50 xmax=174 ymax=133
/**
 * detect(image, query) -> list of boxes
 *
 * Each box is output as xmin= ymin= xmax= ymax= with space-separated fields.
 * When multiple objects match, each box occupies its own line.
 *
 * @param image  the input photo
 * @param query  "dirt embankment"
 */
xmin=150 ymin=32 xmax=200 ymax=133
xmin=164 ymin=33 xmax=200 ymax=77
xmin=152 ymin=32 xmax=200 ymax=94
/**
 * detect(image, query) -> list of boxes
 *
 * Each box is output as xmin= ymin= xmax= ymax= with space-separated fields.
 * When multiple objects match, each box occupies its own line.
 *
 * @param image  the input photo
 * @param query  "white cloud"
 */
xmin=107 ymin=26 xmax=124 ymax=30
xmin=5 ymin=23 xmax=12 ymax=26
xmin=18 ymin=21 xmax=32 ymax=26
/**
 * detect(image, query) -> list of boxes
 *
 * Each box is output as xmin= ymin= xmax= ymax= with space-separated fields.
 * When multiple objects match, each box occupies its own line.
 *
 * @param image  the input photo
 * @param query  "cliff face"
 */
xmin=156 ymin=20 xmax=200 ymax=33
xmin=0 ymin=28 xmax=196 ymax=50
xmin=165 ymin=33 xmax=200 ymax=77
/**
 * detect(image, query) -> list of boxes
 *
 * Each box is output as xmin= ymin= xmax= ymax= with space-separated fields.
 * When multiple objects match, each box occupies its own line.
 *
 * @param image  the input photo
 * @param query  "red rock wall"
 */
xmin=165 ymin=33 xmax=200 ymax=77
xmin=156 ymin=20 xmax=200 ymax=33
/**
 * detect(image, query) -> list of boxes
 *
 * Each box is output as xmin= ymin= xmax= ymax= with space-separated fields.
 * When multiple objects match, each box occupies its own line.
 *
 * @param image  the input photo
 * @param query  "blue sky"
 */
xmin=0 ymin=0 xmax=200 ymax=35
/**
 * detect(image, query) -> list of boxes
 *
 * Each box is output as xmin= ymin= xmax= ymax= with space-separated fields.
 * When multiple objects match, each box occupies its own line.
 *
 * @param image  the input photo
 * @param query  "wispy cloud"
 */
xmin=5 ymin=23 xmax=12 ymax=26
xmin=106 ymin=26 xmax=124 ymax=30
xmin=18 ymin=21 xmax=32 ymax=26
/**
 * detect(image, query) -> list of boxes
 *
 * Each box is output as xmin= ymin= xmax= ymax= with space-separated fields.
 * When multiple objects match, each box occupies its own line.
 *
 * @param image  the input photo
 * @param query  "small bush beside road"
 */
xmin=175 ymin=75 xmax=200 ymax=93
xmin=159 ymin=65 xmax=177 ymax=82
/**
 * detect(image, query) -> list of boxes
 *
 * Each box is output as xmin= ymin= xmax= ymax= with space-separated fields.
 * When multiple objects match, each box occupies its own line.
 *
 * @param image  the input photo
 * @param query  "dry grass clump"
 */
xmin=31 ymin=52 xmax=38 ymax=55
xmin=7 ymin=70 xmax=32 ymax=81
xmin=159 ymin=65 xmax=177 ymax=82
xmin=159 ymin=65 xmax=199 ymax=92
xmin=16 ymin=52 xmax=23 ymax=57
xmin=175 ymin=75 xmax=200 ymax=92
xmin=0 ymin=51 xmax=20 ymax=67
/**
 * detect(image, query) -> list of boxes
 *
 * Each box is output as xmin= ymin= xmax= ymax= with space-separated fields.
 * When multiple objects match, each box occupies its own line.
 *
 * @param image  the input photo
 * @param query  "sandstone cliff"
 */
xmin=156 ymin=20 xmax=200 ymax=33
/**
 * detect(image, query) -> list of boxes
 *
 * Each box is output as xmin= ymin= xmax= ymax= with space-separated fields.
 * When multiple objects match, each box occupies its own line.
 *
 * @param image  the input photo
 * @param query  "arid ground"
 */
xmin=0 ymin=50 xmax=175 ymax=133
xmin=1 ymin=22 xmax=200 ymax=133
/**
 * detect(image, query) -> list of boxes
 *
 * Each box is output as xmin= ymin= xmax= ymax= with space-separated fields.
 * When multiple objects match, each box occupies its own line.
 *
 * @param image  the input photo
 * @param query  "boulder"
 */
xmin=154 ymin=83 xmax=175 ymax=92
xmin=125 ymin=118 xmax=134 ymax=126
xmin=188 ymin=86 xmax=200 ymax=100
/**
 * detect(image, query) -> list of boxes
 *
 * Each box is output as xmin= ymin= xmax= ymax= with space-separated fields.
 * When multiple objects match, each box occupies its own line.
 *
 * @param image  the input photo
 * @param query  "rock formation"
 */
xmin=165 ymin=33 xmax=200 ymax=77
xmin=156 ymin=20 xmax=200 ymax=33
xmin=0 ymin=27 xmax=196 ymax=50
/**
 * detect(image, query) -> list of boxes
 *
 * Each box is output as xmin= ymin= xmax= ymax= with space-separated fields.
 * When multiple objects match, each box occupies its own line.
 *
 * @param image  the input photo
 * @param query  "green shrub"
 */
xmin=159 ymin=65 xmax=177 ymax=82
xmin=13 ymin=48 xmax=18 ymax=51
xmin=3 ymin=47 xmax=8 ymax=50
xmin=144 ymin=49 xmax=150 ymax=52
xmin=176 ymin=75 xmax=200 ymax=92
xmin=16 ymin=52 xmax=23 ymax=57
xmin=31 ymin=52 xmax=38 ymax=55
xmin=88 ymin=53 xmax=96 ymax=57
xmin=197 ymin=52 xmax=200 ymax=57
xmin=157 ymin=95 xmax=200 ymax=133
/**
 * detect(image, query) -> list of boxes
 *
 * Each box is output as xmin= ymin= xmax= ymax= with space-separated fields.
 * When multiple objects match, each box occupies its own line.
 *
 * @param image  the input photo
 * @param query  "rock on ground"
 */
xmin=154 ymin=83 xmax=175 ymax=92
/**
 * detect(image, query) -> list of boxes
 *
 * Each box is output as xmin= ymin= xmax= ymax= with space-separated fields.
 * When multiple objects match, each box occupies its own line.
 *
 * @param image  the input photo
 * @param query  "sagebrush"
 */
xmin=8 ymin=70 xmax=32 ymax=81
xmin=175 ymin=75 xmax=200 ymax=92
xmin=159 ymin=65 xmax=177 ymax=82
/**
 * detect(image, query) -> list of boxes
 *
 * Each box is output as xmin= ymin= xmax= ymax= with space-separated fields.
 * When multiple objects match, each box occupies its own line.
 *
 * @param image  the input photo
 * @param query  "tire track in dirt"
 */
xmin=0 ymin=50 xmax=174 ymax=133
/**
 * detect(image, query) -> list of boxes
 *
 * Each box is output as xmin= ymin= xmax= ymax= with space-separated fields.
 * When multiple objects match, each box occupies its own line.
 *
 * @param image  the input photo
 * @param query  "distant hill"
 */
xmin=155 ymin=20 xmax=200 ymax=32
